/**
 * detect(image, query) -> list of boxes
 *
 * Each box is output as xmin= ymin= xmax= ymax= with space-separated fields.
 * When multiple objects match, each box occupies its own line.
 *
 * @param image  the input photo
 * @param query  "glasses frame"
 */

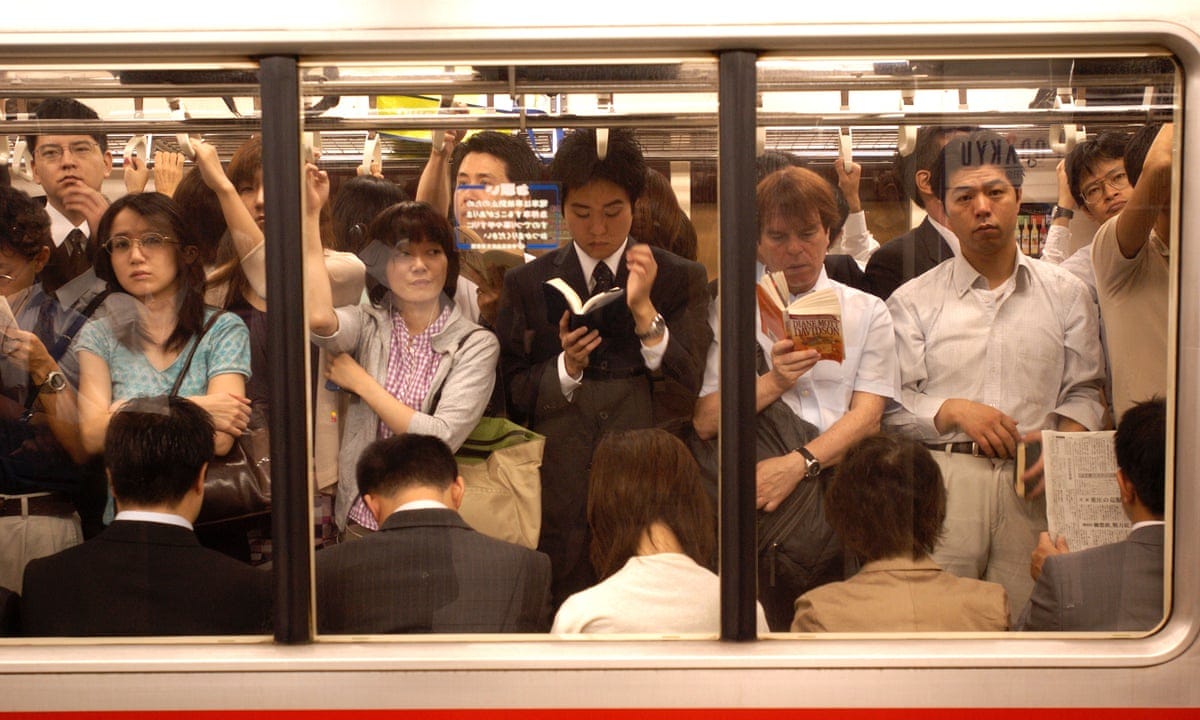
xmin=101 ymin=233 xmax=181 ymax=256
xmin=1081 ymin=168 xmax=1131 ymax=205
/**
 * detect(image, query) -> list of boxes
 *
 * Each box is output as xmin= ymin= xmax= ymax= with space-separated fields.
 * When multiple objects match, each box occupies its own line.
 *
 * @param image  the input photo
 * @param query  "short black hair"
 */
xmin=450 ymin=131 xmax=543 ymax=186
xmin=825 ymin=433 xmax=945 ymax=562
xmin=363 ymin=200 xmax=460 ymax=305
xmin=756 ymin=151 xmax=802 ymax=184
xmin=25 ymin=97 xmax=107 ymax=153
xmin=1115 ymin=397 xmax=1167 ymax=516
xmin=356 ymin=434 xmax=458 ymax=500
xmin=1066 ymin=132 xmax=1129 ymax=207
xmin=0 ymin=186 xmax=53 ymax=259
xmin=897 ymin=126 xmax=975 ymax=208
xmin=931 ymin=129 xmax=1024 ymax=204
xmin=1124 ymin=122 xmax=1162 ymax=188
xmin=549 ymin=128 xmax=646 ymax=206
xmin=105 ymin=396 xmax=215 ymax=507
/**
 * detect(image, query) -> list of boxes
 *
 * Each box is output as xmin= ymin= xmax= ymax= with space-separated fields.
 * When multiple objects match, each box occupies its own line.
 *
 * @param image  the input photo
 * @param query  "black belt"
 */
xmin=924 ymin=441 xmax=987 ymax=457
xmin=0 ymin=492 xmax=76 ymax=518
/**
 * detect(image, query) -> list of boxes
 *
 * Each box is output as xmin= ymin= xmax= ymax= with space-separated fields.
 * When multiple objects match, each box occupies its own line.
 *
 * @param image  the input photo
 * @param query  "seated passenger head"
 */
xmin=362 ymin=200 xmax=460 ymax=306
xmin=356 ymin=433 xmax=464 ymax=521
xmin=0 ymin=187 xmax=53 ymax=297
xmin=826 ymin=433 xmax=945 ymax=562
xmin=105 ymin=395 xmax=215 ymax=513
xmin=586 ymin=428 xmax=715 ymax=580
xmin=931 ymin=129 xmax=1025 ymax=259
xmin=1067 ymin=132 xmax=1131 ymax=223
xmin=756 ymin=166 xmax=839 ymax=295
xmin=331 ymin=175 xmax=408 ymax=254
xmin=1115 ymin=397 xmax=1167 ymax=519
xmin=549 ymin=128 xmax=646 ymax=261
xmin=451 ymin=131 xmax=543 ymax=227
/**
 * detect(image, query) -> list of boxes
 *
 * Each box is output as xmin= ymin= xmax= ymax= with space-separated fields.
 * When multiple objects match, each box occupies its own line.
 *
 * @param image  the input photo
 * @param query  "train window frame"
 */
xmin=0 ymin=22 xmax=1197 ymax=693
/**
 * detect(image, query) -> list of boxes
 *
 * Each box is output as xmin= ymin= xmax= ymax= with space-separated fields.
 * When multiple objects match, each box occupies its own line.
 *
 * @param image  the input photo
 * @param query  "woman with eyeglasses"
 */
xmin=305 ymin=166 xmax=499 ymax=540
xmin=75 ymin=193 xmax=252 ymax=465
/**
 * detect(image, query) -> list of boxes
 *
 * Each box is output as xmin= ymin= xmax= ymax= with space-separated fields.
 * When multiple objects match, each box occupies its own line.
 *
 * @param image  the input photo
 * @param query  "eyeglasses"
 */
xmin=102 ymin=233 xmax=179 ymax=255
xmin=1081 ymin=168 xmax=1130 ymax=205
xmin=34 ymin=141 xmax=102 ymax=164
xmin=0 ymin=261 xmax=34 ymax=286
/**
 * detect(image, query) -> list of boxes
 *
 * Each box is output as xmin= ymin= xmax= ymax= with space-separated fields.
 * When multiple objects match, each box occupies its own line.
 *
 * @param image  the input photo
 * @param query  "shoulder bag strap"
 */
xmin=169 ymin=310 xmax=225 ymax=397
xmin=23 ymin=288 xmax=112 ymax=415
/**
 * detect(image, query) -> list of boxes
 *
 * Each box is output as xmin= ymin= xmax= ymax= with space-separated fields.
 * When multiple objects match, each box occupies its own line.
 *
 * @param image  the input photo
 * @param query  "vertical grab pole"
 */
xmin=260 ymin=56 xmax=313 ymax=643
xmin=718 ymin=49 xmax=760 ymax=641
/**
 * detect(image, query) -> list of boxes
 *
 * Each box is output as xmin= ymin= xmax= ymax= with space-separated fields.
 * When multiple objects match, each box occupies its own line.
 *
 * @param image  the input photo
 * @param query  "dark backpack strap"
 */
xmin=169 ymin=310 xmax=226 ymax=397
xmin=22 ymin=289 xmax=111 ymax=415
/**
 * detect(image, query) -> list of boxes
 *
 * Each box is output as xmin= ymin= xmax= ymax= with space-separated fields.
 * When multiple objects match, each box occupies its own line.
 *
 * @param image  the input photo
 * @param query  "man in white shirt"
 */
xmin=21 ymin=396 xmax=271 ymax=636
xmin=1020 ymin=398 xmax=1165 ymax=631
xmin=886 ymin=129 xmax=1106 ymax=621
xmin=692 ymin=165 xmax=898 ymax=627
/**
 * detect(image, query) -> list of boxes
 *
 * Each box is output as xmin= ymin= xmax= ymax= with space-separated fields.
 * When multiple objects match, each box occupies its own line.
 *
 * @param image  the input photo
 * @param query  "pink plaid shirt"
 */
xmin=347 ymin=305 xmax=451 ymax=530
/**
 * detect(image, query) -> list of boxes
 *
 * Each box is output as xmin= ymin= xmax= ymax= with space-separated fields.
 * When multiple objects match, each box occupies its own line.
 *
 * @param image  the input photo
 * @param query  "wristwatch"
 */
xmin=635 ymin=312 xmax=667 ymax=342
xmin=40 ymin=370 xmax=67 ymax=394
xmin=795 ymin=446 xmax=821 ymax=480
xmin=1051 ymin=205 xmax=1075 ymax=222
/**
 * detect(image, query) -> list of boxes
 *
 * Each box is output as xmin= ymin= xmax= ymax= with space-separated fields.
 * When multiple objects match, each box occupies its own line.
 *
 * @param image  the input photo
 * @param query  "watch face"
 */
xmin=45 ymin=372 xmax=67 ymax=391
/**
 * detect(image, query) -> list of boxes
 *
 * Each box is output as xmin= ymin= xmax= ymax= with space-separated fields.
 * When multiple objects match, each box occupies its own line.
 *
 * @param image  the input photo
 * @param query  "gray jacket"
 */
xmin=313 ymin=298 xmax=499 ymax=529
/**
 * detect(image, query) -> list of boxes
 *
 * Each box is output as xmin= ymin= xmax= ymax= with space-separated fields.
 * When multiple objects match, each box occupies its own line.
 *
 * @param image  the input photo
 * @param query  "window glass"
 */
xmin=753 ymin=54 xmax=1177 ymax=635
xmin=1 ymin=63 xmax=273 ymax=639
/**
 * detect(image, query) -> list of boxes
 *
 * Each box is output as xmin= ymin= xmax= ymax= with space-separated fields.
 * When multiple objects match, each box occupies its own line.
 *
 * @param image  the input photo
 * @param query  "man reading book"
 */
xmin=494 ymin=128 xmax=711 ymax=607
xmin=691 ymin=166 xmax=898 ymax=626
xmin=885 ymin=129 xmax=1106 ymax=624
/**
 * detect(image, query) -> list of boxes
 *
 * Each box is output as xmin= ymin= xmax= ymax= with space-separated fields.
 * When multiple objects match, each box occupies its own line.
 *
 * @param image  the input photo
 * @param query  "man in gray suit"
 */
xmin=1020 ymin=397 xmax=1166 ymax=631
xmin=316 ymin=434 xmax=552 ymax=634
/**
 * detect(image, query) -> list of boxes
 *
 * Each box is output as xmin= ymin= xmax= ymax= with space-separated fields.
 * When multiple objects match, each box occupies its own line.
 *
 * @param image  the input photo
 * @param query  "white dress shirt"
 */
xmin=886 ymin=251 xmax=1105 ymax=441
xmin=701 ymin=267 xmax=898 ymax=433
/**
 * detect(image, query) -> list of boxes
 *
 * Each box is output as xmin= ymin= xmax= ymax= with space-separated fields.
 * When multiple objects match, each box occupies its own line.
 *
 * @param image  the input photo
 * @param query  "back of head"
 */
xmin=25 ymin=97 xmax=106 ymax=152
xmin=0 ymin=186 xmax=53 ymax=258
xmin=451 ymin=131 xmax=543 ymax=185
xmin=931 ymin=129 xmax=1024 ymax=204
xmin=756 ymin=165 xmax=840 ymax=237
xmin=756 ymin=151 xmax=802 ymax=184
xmin=898 ymin=125 xmax=976 ymax=208
xmin=826 ymin=433 xmax=945 ymax=562
xmin=587 ymin=428 xmax=714 ymax=579
xmin=356 ymin=434 xmax=458 ymax=501
xmin=105 ymin=395 xmax=215 ymax=507
xmin=331 ymin=175 xmax=409 ymax=253
xmin=1115 ymin=397 xmax=1167 ymax=516
xmin=549 ymin=128 xmax=646 ymax=205
xmin=1124 ymin=122 xmax=1162 ymax=187
xmin=363 ymin=200 xmax=460 ymax=305
xmin=172 ymin=169 xmax=226 ymax=266
xmin=630 ymin=167 xmax=698 ymax=260
xmin=1066 ymin=132 xmax=1129 ymax=206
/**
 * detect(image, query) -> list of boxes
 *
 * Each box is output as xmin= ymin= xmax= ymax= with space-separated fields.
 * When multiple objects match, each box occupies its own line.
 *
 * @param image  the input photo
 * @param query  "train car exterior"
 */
xmin=2 ymin=1 xmax=1200 ymax=715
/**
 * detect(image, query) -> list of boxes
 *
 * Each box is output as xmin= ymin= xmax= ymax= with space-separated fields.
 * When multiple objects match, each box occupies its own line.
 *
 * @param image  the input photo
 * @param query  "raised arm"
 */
xmin=304 ymin=164 xmax=339 ymax=337
xmin=192 ymin=137 xmax=266 ymax=281
xmin=415 ymin=129 xmax=458 ymax=215
xmin=1115 ymin=123 xmax=1173 ymax=258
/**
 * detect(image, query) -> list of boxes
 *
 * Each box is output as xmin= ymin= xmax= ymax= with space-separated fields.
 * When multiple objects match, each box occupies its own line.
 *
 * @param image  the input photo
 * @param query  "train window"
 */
xmin=1 ymin=62 xmax=275 ymax=640
xmin=751 ymin=53 xmax=1178 ymax=636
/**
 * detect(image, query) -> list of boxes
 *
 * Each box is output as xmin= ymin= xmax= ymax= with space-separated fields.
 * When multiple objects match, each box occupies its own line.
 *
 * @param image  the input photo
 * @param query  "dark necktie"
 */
xmin=591 ymin=262 xmax=614 ymax=296
xmin=63 ymin=228 xmax=91 ymax=280
xmin=65 ymin=228 xmax=85 ymax=257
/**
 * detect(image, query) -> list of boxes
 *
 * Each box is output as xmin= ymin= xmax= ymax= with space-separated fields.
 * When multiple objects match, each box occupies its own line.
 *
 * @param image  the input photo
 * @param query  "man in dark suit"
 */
xmin=20 ymin=396 xmax=271 ymax=636
xmin=1020 ymin=398 xmax=1166 ymax=631
xmin=864 ymin=126 xmax=973 ymax=299
xmin=316 ymin=434 xmax=552 ymax=633
xmin=495 ymin=129 xmax=711 ymax=605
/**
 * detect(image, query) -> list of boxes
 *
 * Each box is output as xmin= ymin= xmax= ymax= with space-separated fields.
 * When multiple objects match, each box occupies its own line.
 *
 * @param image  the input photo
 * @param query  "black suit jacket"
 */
xmin=494 ymin=240 xmax=711 ymax=604
xmin=20 ymin=520 xmax=271 ymax=636
xmin=863 ymin=217 xmax=954 ymax=300
xmin=823 ymin=254 xmax=871 ymax=293
xmin=315 ymin=507 xmax=552 ymax=634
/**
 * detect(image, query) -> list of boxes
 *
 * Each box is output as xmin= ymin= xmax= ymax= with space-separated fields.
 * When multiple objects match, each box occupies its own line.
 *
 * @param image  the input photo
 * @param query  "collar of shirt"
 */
xmin=1131 ymin=519 xmax=1165 ymax=532
xmin=928 ymin=215 xmax=961 ymax=257
xmin=113 ymin=509 xmax=194 ymax=531
xmin=53 ymin=266 xmax=104 ymax=311
xmin=44 ymin=202 xmax=89 ymax=248
xmin=390 ymin=499 xmax=450 ymax=517
xmin=788 ymin=266 xmax=831 ymax=303
xmin=949 ymin=249 xmax=1032 ymax=298
xmin=574 ymin=238 xmax=628 ymax=292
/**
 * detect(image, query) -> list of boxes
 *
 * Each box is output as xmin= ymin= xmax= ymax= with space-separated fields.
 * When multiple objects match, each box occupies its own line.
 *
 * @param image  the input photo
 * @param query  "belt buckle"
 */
xmin=969 ymin=441 xmax=982 ymax=457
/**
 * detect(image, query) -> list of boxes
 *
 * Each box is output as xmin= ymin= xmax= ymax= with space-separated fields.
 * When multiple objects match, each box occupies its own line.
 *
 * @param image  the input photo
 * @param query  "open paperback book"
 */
xmin=756 ymin=270 xmax=844 ymax=363
xmin=543 ymin=277 xmax=626 ymax=331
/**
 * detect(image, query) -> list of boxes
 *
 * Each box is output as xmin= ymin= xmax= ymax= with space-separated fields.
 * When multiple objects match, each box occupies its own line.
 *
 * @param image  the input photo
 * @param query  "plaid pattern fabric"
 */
xmin=347 ymin=305 xmax=451 ymax=531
